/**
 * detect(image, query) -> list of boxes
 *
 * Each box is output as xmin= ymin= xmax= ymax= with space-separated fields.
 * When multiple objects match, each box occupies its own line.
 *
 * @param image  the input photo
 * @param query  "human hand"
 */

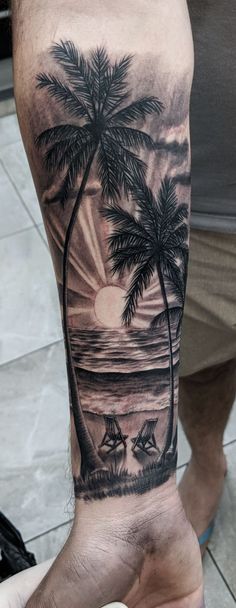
xmin=24 ymin=486 xmax=204 ymax=608
xmin=0 ymin=559 xmax=53 ymax=608
xmin=0 ymin=559 xmax=127 ymax=608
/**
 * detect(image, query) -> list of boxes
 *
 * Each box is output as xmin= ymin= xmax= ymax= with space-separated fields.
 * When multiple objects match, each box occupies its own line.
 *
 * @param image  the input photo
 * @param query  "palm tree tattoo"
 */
xmin=103 ymin=179 xmax=188 ymax=458
xmin=35 ymin=41 xmax=190 ymax=500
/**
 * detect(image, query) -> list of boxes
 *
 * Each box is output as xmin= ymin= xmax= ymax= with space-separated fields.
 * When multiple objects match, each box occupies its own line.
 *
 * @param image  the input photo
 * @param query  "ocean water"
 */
xmin=70 ymin=326 xmax=179 ymax=415
xmin=70 ymin=326 xmax=180 ymax=374
xmin=76 ymin=366 xmax=178 ymax=414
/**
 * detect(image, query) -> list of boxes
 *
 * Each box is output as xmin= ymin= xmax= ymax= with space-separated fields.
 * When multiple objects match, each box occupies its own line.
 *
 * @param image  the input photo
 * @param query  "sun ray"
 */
xmin=70 ymin=251 xmax=102 ymax=292
xmin=81 ymin=201 xmax=107 ymax=284
xmin=67 ymin=289 xmax=95 ymax=306
xmin=68 ymin=305 xmax=94 ymax=315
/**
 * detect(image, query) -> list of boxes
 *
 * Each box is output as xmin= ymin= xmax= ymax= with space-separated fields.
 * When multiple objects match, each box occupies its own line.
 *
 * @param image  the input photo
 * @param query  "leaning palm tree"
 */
xmin=103 ymin=178 xmax=188 ymax=456
xmin=35 ymin=41 xmax=164 ymax=478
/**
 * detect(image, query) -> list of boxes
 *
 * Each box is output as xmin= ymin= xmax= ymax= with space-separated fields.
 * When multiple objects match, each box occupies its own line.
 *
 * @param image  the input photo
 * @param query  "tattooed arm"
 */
xmin=12 ymin=1 xmax=204 ymax=606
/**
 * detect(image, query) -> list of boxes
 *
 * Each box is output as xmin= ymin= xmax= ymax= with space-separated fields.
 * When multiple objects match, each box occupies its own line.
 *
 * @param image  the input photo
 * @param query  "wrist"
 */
xmin=71 ymin=479 xmax=190 ymax=560
xmin=66 ymin=481 xmax=203 ymax=608
xmin=74 ymin=475 xmax=178 ymax=523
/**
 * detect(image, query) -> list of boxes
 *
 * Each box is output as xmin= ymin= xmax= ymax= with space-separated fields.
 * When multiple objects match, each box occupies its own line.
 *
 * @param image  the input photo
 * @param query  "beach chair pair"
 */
xmin=99 ymin=415 xmax=158 ymax=455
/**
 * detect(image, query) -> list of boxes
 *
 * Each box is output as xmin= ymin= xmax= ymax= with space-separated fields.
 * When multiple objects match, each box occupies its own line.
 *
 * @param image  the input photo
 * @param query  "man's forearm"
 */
xmin=12 ymin=2 xmax=204 ymax=607
xmin=13 ymin=0 xmax=193 ymax=502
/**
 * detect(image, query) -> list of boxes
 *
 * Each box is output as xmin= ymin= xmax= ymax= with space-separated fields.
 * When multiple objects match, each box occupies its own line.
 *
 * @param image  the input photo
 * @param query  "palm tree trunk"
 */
xmin=62 ymin=147 xmax=105 ymax=479
xmin=157 ymin=265 xmax=175 ymax=455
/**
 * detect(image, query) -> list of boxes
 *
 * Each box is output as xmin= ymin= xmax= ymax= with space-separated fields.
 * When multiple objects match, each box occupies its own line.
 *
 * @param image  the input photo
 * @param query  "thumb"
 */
xmin=103 ymin=605 xmax=128 ymax=608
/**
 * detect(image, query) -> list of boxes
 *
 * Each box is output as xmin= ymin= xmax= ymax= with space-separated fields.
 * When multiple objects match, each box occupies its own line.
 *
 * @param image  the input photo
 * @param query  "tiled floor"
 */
xmin=0 ymin=113 xmax=236 ymax=606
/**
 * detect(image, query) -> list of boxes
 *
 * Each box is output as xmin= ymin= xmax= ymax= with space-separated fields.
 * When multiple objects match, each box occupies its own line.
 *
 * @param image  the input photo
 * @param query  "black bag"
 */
xmin=0 ymin=511 xmax=37 ymax=582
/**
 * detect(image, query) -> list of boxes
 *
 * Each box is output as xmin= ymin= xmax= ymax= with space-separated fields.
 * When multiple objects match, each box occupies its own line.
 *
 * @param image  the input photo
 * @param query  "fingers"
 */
xmin=104 ymin=605 xmax=127 ymax=608
xmin=0 ymin=560 xmax=128 ymax=608
xmin=0 ymin=559 xmax=54 ymax=608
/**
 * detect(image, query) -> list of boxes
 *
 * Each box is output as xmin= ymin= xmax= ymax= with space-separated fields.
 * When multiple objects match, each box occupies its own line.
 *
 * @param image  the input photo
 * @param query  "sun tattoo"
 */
xmin=35 ymin=41 xmax=190 ymax=500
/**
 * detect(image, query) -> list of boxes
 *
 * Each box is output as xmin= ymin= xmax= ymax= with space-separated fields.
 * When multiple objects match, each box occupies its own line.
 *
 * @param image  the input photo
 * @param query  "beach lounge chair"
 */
xmin=99 ymin=415 xmax=128 ymax=454
xmin=131 ymin=418 xmax=159 ymax=455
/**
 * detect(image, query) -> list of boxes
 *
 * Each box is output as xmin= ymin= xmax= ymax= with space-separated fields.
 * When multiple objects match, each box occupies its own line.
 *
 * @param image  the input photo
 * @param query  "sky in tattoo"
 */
xmin=34 ymin=43 xmax=191 ymax=498
xmin=35 ymin=54 xmax=190 ymax=331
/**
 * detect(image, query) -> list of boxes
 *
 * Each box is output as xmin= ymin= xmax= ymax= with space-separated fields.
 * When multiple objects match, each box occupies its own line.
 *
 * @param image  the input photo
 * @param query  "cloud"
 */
xmin=173 ymin=172 xmax=191 ymax=186
xmin=155 ymin=138 xmax=189 ymax=157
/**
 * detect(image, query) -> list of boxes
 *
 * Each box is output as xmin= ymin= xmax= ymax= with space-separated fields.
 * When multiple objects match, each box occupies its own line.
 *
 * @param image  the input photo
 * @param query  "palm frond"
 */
xmin=161 ymin=204 xmax=189 ymax=244
xmin=159 ymin=176 xmax=178 ymax=203
xmin=107 ymin=230 xmax=149 ymax=253
xmin=160 ymin=253 xmax=182 ymax=290
xmin=107 ymin=126 xmax=155 ymax=151
xmin=150 ymin=306 xmax=182 ymax=332
xmin=182 ymin=248 xmax=189 ymax=272
xmin=102 ymin=203 xmax=150 ymax=240
xmin=172 ymin=202 xmax=189 ymax=224
xmin=54 ymin=138 xmax=95 ymax=205
xmin=102 ymin=55 xmax=133 ymax=115
xmin=51 ymin=41 xmax=94 ymax=117
xmin=97 ymin=140 xmax=121 ymax=202
xmin=164 ymin=224 xmax=188 ymax=248
xmin=45 ymin=129 xmax=92 ymax=172
xmin=117 ymin=148 xmax=146 ymax=193
xmin=51 ymin=39 xmax=79 ymax=69
xmin=160 ymin=254 xmax=186 ymax=311
xmin=176 ymin=313 xmax=183 ymax=338
xmin=130 ymin=182 xmax=159 ymax=236
xmin=166 ymin=281 xmax=183 ymax=309
xmin=103 ymin=92 xmax=131 ymax=119
xmin=156 ymin=178 xmax=179 ymax=231
xmin=109 ymin=96 xmax=164 ymax=126
xmin=36 ymin=73 xmax=88 ymax=119
xmin=35 ymin=124 xmax=82 ymax=149
xmin=44 ymin=139 xmax=73 ymax=172
xmin=164 ymin=246 xmax=188 ymax=266
xmin=108 ymin=247 xmax=150 ymax=276
xmin=155 ymin=178 xmax=187 ymax=248
xmin=104 ymin=134 xmax=146 ymax=194
xmin=90 ymin=47 xmax=110 ymax=111
xmin=162 ymin=207 xmax=188 ymax=240
xmin=122 ymin=258 xmax=155 ymax=325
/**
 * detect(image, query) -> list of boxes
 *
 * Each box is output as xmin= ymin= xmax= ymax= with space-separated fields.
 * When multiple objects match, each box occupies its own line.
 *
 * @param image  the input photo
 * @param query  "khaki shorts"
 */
xmin=180 ymin=229 xmax=236 ymax=378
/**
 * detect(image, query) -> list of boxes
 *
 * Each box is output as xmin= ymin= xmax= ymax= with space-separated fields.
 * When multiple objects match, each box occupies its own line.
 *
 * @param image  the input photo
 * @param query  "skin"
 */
xmin=3 ymin=360 xmax=234 ymax=603
xmin=0 ymin=564 xmax=127 ymax=608
xmin=179 ymin=359 xmax=236 ymax=553
xmin=11 ymin=1 xmax=204 ymax=606
xmin=0 ymin=560 xmax=54 ymax=608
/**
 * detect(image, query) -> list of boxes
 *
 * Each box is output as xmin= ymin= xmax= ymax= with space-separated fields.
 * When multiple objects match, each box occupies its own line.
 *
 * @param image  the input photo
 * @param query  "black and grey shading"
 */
xmin=35 ymin=42 xmax=164 ymax=483
xmin=103 ymin=178 xmax=188 ymax=458
xmin=35 ymin=41 xmax=190 ymax=500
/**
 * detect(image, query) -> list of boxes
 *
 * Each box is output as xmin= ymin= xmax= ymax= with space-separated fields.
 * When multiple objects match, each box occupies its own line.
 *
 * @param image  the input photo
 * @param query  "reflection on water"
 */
xmin=76 ymin=366 xmax=179 ymax=415
xmin=70 ymin=326 xmax=180 ymax=373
